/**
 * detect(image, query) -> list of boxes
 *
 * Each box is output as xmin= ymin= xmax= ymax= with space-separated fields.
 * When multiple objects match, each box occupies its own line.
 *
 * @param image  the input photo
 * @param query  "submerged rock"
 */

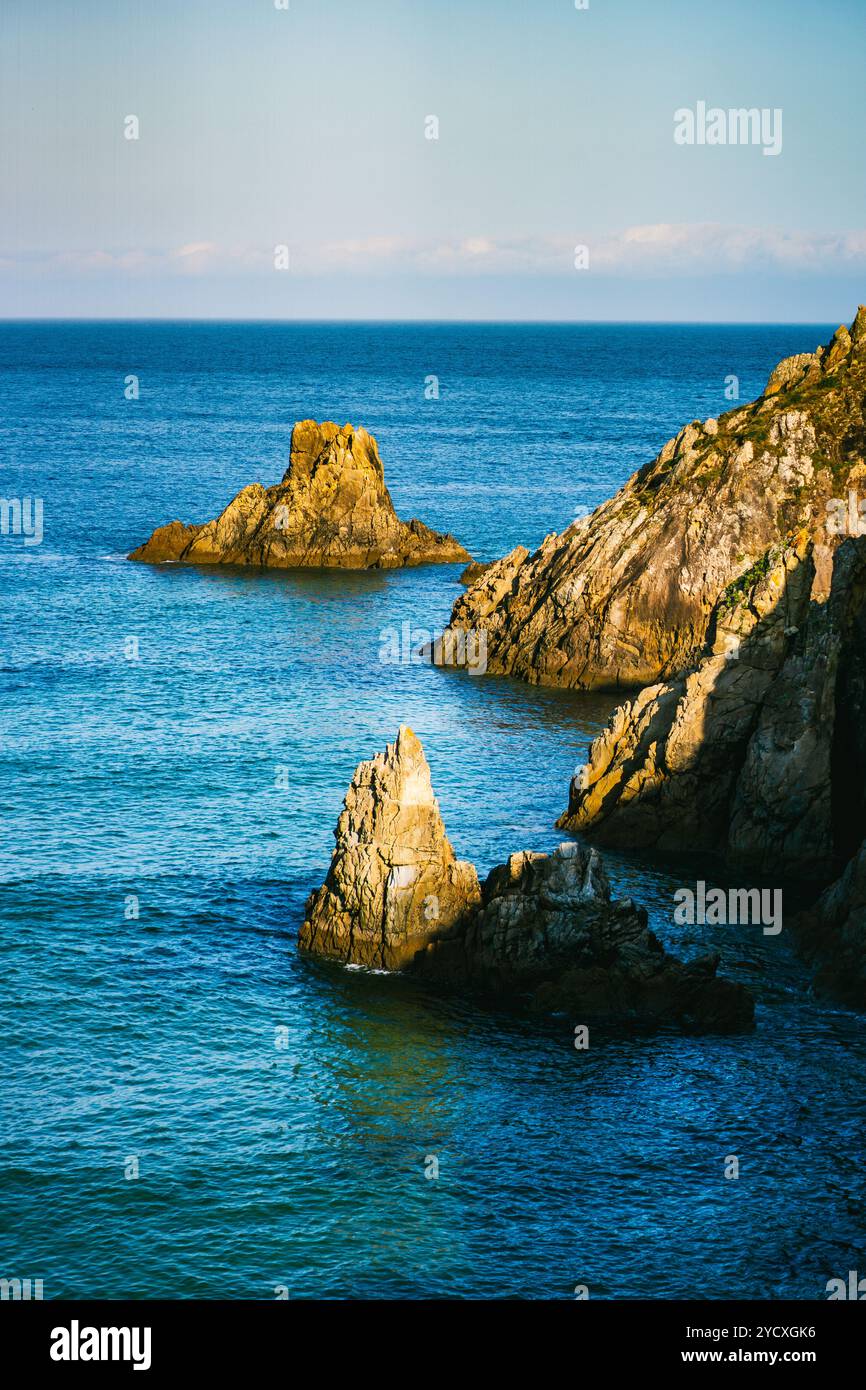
xmin=130 ymin=420 xmax=470 ymax=570
xmin=300 ymin=728 xmax=753 ymax=1032
xmin=437 ymin=307 xmax=866 ymax=690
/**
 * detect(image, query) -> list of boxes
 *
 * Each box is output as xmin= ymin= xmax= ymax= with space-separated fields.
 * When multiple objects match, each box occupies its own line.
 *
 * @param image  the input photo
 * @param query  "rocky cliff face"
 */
xmin=555 ymin=535 xmax=866 ymax=1003
xmin=130 ymin=420 xmax=470 ymax=569
xmin=300 ymin=728 xmax=753 ymax=1031
xmin=558 ymin=536 xmax=866 ymax=882
xmin=797 ymin=845 xmax=866 ymax=1007
xmin=438 ymin=308 xmax=866 ymax=690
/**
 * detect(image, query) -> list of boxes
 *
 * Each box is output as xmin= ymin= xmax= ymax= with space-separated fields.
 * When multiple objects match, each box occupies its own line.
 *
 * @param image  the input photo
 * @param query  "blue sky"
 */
xmin=1 ymin=0 xmax=864 ymax=320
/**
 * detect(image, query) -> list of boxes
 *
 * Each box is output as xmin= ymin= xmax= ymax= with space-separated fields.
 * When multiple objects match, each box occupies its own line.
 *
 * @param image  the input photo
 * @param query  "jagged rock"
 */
xmin=298 ymin=726 xmax=481 ymax=970
xmin=796 ymin=844 xmax=866 ymax=1006
xmin=558 ymin=536 xmax=866 ymax=884
xmin=130 ymin=420 xmax=470 ymax=570
xmin=460 ymin=560 xmax=494 ymax=585
xmin=300 ymin=729 xmax=753 ymax=1032
xmin=437 ymin=307 xmax=866 ymax=690
xmin=413 ymin=842 xmax=753 ymax=1032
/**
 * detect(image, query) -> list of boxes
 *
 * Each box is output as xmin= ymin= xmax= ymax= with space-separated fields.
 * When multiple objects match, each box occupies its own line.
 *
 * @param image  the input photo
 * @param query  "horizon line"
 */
xmin=0 ymin=315 xmax=843 ymax=328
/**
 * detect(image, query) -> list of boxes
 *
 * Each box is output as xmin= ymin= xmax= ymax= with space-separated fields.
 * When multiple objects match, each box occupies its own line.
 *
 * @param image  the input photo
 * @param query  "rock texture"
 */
xmin=555 ymin=533 xmax=866 ymax=1005
xmin=130 ymin=420 xmax=470 ymax=570
xmin=797 ymin=845 xmax=866 ymax=1006
xmin=558 ymin=535 xmax=866 ymax=883
xmin=413 ymin=843 xmax=753 ymax=1032
xmin=438 ymin=308 xmax=866 ymax=690
xmin=299 ymin=726 xmax=481 ymax=970
xmin=300 ymin=728 xmax=753 ymax=1032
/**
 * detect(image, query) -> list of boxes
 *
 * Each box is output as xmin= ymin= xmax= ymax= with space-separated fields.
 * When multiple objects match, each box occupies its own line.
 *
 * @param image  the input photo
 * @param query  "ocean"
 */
xmin=1 ymin=320 xmax=864 ymax=1299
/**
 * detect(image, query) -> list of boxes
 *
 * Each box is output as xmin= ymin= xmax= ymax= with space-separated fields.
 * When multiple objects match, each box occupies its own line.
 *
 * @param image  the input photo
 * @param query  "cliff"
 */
xmin=437 ymin=308 xmax=866 ymax=690
xmin=130 ymin=420 xmax=471 ymax=570
xmin=556 ymin=535 xmax=866 ymax=1002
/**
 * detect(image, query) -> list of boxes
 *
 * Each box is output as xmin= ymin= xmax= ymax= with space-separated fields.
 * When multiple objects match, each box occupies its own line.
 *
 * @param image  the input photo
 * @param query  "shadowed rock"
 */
xmin=413 ymin=842 xmax=754 ymax=1033
xmin=797 ymin=845 xmax=866 ymax=1006
xmin=437 ymin=307 xmax=866 ymax=690
xmin=300 ymin=728 xmax=754 ymax=1032
xmin=556 ymin=533 xmax=866 ymax=1006
xmin=558 ymin=536 xmax=866 ymax=883
xmin=130 ymin=420 xmax=471 ymax=570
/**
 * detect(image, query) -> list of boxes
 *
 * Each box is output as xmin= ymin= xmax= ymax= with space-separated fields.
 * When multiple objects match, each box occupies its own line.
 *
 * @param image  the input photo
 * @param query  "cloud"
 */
xmin=5 ymin=225 xmax=866 ymax=279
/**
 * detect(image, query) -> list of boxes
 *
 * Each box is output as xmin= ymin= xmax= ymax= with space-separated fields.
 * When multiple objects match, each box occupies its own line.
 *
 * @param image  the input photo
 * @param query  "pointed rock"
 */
xmin=299 ymin=726 xmax=481 ymax=969
xmin=300 ymin=729 xmax=754 ymax=1031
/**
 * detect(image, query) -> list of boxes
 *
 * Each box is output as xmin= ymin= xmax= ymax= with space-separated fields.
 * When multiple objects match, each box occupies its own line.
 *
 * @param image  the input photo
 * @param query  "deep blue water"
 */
xmin=1 ymin=320 xmax=864 ymax=1300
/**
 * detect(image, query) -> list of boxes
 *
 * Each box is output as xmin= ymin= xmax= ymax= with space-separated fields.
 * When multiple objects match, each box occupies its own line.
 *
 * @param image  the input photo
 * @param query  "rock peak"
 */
xmin=299 ymin=728 xmax=480 ymax=970
xmin=130 ymin=420 xmax=470 ymax=570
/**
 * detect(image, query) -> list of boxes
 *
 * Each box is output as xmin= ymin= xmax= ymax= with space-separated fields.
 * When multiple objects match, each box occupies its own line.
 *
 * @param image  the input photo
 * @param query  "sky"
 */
xmin=1 ymin=0 xmax=865 ymax=321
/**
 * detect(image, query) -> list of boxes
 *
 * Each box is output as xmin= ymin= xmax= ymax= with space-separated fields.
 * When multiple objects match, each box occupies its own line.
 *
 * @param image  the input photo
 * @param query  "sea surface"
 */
xmin=1 ymin=320 xmax=864 ymax=1300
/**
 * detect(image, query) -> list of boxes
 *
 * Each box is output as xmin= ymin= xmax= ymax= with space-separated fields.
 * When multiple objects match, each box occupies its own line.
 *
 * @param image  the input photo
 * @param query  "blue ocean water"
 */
xmin=1 ymin=320 xmax=864 ymax=1300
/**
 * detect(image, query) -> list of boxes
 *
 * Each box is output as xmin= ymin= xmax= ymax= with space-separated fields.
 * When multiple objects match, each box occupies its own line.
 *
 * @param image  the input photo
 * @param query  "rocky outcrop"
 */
xmin=413 ymin=843 xmax=753 ymax=1032
xmin=298 ymin=726 xmax=481 ymax=970
xmin=130 ymin=420 xmax=470 ymax=570
xmin=437 ymin=308 xmax=866 ymax=690
xmin=300 ymin=728 xmax=754 ymax=1032
xmin=556 ymin=534 xmax=866 ymax=1001
xmin=796 ymin=846 xmax=866 ymax=1006
xmin=558 ymin=535 xmax=866 ymax=878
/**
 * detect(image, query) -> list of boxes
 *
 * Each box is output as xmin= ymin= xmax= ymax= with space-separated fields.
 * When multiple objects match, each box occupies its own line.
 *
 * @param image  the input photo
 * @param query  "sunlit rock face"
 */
xmin=438 ymin=308 xmax=866 ymax=691
xmin=299 ymin=726 xmax=481 ymax=971
xmin=130 ymin=420 xmax=471 ymax=570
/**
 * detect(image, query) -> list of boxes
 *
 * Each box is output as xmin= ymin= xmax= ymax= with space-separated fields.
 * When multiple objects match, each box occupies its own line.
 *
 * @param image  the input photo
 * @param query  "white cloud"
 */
xmin=6 ymin=224 xmax=866 ymax=279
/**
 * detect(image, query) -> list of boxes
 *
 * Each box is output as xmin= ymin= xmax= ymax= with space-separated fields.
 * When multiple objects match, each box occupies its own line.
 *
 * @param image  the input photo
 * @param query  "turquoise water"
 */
xmin=2 ymin=321 xmax=865 ymax=1299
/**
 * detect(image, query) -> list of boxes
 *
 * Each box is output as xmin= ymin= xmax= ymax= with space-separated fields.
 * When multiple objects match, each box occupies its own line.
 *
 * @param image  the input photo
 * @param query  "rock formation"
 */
xmin=413 ymin=842 xmax=753 ymax=1032
xmin=555 ymin=534 xmax=866 ymax=1004
xmin=300 ymin=727 xmax=754 ymax=1032
xmin=129 ymin=420 xmax=471 ymax=570
xmin=796 ymin=846 xmax=866 ymax=1007
xmin=558 ymin=536 xmax=866 ymax=879
xmin=437 ymin=307 xmax=866 ymax=690
xmin=299 ymin=726 xmax=481 ymax=970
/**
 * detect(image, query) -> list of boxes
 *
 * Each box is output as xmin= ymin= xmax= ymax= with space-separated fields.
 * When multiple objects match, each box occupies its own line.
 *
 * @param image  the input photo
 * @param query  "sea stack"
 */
xmin=299 ymin=726 xmax=481 ymax=969
xmin=300 ymin=728 xmax=754 ymax=1032
xmin=130 ymin=420 xmax=471 ymax=569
